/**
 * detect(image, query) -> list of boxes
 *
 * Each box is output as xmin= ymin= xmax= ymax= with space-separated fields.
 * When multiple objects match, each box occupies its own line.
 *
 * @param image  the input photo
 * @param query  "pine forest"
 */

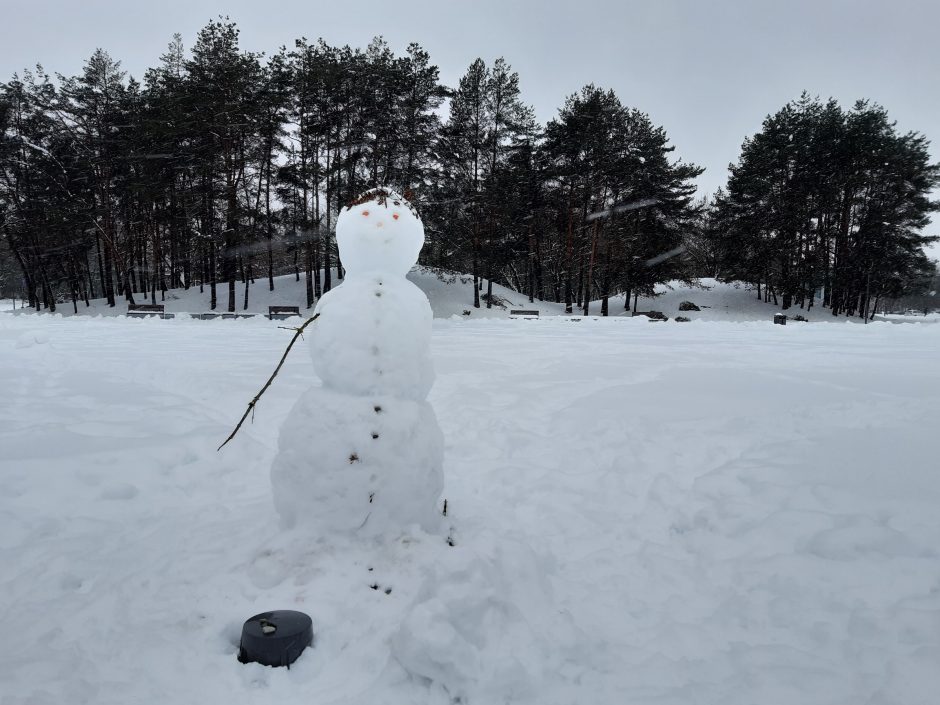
xmin=1 ymin=20 xmax=937 ymax=317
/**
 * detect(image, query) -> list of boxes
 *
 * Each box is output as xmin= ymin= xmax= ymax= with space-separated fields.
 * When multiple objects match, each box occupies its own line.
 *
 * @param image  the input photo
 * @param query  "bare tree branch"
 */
xmin=217 ymin=313 xmax=320 ymax=451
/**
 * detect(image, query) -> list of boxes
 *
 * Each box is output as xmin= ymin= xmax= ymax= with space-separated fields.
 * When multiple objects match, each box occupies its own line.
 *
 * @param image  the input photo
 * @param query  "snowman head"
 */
xmin=336 ymin=188 xmax=424 ymax=277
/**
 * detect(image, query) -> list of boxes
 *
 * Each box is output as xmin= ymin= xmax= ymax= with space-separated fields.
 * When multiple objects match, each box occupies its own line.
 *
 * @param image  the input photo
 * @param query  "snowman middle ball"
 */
xmin=310 ymin=276 xmax=434 ymax=401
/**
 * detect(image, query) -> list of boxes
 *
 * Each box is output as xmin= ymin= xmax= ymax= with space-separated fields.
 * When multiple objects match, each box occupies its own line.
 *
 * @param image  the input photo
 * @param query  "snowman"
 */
xmin=271 ymin=188 xmax=444 ymax=537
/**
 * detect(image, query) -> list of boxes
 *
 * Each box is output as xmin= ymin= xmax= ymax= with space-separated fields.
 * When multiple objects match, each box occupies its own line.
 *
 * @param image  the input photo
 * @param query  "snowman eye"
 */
xmin=362 ymin=210 xmax=370 ymax=217
xmin=392 ymin=213 xmax=400 ymax=220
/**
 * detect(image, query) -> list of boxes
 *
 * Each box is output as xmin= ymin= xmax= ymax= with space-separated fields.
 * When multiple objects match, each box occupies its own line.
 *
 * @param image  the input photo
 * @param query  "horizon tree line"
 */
xmin=1 ymin=19 xmax=936 ymax=315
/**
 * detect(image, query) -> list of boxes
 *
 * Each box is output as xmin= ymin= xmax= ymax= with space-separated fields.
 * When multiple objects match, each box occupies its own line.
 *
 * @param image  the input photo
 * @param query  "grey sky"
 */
xmin=3 ymin=0 xmax=938 ymax=259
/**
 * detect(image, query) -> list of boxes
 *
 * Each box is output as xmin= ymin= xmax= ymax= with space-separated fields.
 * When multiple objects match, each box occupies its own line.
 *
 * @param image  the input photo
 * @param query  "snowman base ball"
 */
xmin=271 ymin=387 xmax=444 ymax=535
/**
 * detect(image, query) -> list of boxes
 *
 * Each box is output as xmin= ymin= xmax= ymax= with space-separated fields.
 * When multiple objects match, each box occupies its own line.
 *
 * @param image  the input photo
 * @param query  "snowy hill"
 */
xmin=7 ymin=267 xmax=562 ymax=320
xmin=597 ymin=280 xmax=940 ymax=324
xmin=10 ymin=271 xmax=936 ymax=324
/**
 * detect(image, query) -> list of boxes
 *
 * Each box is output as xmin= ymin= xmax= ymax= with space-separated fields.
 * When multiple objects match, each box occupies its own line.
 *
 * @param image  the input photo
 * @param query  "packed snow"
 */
xmin=2 ymin=305 xmax=939 ymax=704
xmin=272 ymin=189 xmax=444 ymax=535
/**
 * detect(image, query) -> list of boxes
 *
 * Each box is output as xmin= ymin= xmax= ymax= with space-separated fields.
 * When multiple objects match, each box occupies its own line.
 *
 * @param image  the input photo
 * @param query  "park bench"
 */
xmin=127 ymin=303 xmax=173 ymax=319
xmin=198 ymin=312 xmax=259 ymax=320
xmin=509 ymin=309 xmax=539 ymax=319
xmin=269 ymin=305 xmax=301 ymax=321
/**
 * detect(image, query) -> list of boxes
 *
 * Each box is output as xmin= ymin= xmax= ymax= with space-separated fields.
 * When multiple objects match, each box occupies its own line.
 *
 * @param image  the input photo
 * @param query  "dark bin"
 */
xmin=238 ymin=610 xmax=313 ymax=668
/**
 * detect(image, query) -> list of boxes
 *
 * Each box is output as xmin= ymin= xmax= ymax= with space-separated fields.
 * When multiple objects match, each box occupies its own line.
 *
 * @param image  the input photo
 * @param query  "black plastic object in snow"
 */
xmin=238 ymin=610 xmax=313 ymax=668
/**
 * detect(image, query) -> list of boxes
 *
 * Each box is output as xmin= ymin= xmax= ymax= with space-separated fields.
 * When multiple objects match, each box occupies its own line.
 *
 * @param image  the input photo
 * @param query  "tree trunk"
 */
xmin=266 ymin=167 xmax=274 ymax=292
xmin=564 ymin=197 xmax=574 ymax=314
xmin=600 ymin=240 xmax=611 ymax=316
xmin=583 ymin=221 xmax=598 ymax=316
xmin=305 ymin=242 xmax=314 ymax=309
xmin=209 ymin=245 xmax=217 ymax=310
xmin=244 ymin=257 xmax=251 ymax=311
xmin=472 ymin=221 xmax=480 ymax=308
xmin=102 ymin=236 xmax=115 ymax=307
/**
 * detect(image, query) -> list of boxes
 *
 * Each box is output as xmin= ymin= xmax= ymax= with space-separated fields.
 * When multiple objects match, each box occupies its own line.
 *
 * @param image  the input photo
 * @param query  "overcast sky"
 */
xmin=3 ymin=0 xmax=938 ymax=258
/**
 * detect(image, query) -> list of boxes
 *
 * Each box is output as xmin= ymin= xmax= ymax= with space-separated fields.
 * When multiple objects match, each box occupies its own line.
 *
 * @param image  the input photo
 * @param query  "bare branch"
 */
xmin=217 ymin=313 xmax=320 ymax=451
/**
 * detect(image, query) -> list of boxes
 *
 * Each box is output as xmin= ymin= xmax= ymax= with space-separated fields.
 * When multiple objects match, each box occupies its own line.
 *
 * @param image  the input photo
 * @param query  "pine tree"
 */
xmin=711 ymin=95 xmax=939 ymax=316
xmin=543 ymin=86 xmax=701 ymax=314
xmin=438 ymin=58 xmax=489 ymax=307
xmin=185 ymin=19 xmax=264 ymax=312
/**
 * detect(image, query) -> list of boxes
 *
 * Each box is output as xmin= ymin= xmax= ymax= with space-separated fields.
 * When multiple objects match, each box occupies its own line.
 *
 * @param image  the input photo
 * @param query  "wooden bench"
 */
xmin=269 ymin=305 xmax=301 ymax=321
xmin=509 ymin=309 xmax=539 ymax=318
xmin=199 ymin=312 xmax=259 ymax=320
xmin=127 ymin=303 xmax=173 ymax=319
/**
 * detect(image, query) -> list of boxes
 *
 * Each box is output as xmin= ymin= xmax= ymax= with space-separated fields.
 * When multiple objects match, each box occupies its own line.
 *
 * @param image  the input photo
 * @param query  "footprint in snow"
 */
xmin=367 ymin=568 xmax=393 ymax=595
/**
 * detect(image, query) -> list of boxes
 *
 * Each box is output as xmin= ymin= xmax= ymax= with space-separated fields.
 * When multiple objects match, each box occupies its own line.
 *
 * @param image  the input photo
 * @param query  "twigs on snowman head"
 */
xmin=345 ymin=187 xmax=420 ymax=218
xmin=217 ymin=313 xmax=321 ymax=452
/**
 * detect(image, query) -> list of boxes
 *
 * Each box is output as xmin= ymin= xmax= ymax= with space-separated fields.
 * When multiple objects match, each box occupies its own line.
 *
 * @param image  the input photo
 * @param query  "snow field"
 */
xmin=1 ymin=314 xmax=939 ymax=704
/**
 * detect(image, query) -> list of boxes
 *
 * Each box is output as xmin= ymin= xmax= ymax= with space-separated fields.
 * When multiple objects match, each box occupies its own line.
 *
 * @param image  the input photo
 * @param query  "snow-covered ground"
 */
xmin=2 ymin=313 xmax=939 ymax=704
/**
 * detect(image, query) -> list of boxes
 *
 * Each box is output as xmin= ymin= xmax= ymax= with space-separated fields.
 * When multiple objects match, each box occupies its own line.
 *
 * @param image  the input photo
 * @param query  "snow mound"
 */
xmin=14 ymin=330 xmax=50 ymax=348
xmin=394 ymin=535 xmax=558 ymax=702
